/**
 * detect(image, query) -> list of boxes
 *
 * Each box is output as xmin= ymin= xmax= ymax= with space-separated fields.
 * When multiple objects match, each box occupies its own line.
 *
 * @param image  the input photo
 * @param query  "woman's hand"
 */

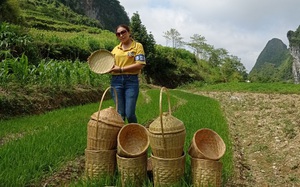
xmin=109 ymin=65 xmax=121 ymax=73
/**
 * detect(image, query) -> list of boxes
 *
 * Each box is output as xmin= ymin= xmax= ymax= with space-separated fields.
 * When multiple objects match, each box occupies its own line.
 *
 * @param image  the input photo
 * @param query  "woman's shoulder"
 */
xmin=130 ymin=39 xmax=140 ymax=45
xmin=132 ymin=40 xmax=144 ymax=50
xmin=111 ymin=43 xmax=122 ymax=53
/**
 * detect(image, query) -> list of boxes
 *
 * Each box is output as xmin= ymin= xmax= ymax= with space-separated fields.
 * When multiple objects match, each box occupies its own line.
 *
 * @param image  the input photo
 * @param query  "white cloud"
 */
xmin=118 ymin=0 xmax=300 ymax=72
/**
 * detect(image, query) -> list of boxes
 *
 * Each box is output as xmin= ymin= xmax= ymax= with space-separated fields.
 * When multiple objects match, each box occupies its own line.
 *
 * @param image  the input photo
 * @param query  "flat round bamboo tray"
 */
xmin=88 ymin=49 xmax=114 ymax=74
xmin=188 ymin=128 xmax=226 ymax=160
xmin=117 ymin=123 xmax=149 ymax=158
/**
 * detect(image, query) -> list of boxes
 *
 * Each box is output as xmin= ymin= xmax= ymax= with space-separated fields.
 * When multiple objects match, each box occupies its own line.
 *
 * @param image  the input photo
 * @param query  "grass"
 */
xmin=0 ymin=87 xmax=232 ymax=186
xmin=0 ymin=102 xmax=98 ymax=186
xmin=171 ymin=90 xmax=233 ymax=183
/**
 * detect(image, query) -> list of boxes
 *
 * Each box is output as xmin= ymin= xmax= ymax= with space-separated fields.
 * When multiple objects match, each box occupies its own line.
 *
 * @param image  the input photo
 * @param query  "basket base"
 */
xmin=85 ymin=149 xmax=116 ymax=178
xmin=117 ymin=153 xmax=148 ymax=187
xmin=151 ymin=152 xmax=186 ymax=187
xmin=191 ymin=157 xmax=223 ymax=187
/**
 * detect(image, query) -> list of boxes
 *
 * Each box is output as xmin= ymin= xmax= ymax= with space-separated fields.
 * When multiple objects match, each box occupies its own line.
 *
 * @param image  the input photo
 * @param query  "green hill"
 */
xmin=252 ymin=38 xmax=289 ymax=69
xmin=248 ymin=38 xmax=293 ymax=82
xmin=19 ymin=0 xmax=129 ymax=32
xmin=57 ymin=0 xmax=130 ymax=32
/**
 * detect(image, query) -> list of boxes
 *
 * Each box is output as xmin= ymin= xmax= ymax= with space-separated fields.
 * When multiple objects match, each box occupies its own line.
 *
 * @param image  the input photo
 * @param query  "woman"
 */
xmin=109 ymin=24 xmax=146 ymax=123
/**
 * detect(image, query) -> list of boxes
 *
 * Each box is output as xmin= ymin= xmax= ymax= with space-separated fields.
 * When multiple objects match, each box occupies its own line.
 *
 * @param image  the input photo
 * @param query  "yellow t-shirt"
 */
xmin=111 ymin=40 xmax=146 ymax=75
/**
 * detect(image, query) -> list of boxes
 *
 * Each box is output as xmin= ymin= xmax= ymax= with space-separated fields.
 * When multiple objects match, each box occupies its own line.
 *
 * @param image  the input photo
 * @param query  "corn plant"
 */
xmin=0 ymin=51 xmax=110 ymax=90
xmin=10 ymin=54 xmax=30 ymax=85
xmin=0 ymin=58 xmax=12 ymax=87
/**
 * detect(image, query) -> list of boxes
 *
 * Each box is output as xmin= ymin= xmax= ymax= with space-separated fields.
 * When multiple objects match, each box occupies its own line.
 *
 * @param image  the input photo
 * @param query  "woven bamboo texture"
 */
xmin=117 ymin=123 xmax=149 ymax=158
xmin=191 ymin=158 xmax=223 ymax=187
xmin=87 ymin=86 xmax=124 ymax=150
xmin=148 ymin=129 xmax=186 ymax=158
xmin=88 ymin=49 xmax=114 ymax=74
xmin=85 ymin=149 xmax=116 ymax=178
xmin=188 ymin=128 xmax=226 ymax=160
xmin=87 ymin=119 xmax=121 ymax=150
xmin=116 ymin=153 xmax=147 ymax=187
xmin=151 ymin=152 xmax=186 ymax=187
xmin=148 ymin=87 xmax=186 ymax=158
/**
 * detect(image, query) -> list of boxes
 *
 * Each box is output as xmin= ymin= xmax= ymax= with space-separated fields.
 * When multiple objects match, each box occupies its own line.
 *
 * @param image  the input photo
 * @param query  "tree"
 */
xmin=163 ymin=28 xmax=184 ymax=48
xmin=0 ymin=0 xmax=6 ymax=5
xmin=187 ymin=34 xmax=206 ymax=58
xmin=220 ymin=55 xmax=247 ymax=82
xmin=129 ymin=12 xmax=156 ymax=83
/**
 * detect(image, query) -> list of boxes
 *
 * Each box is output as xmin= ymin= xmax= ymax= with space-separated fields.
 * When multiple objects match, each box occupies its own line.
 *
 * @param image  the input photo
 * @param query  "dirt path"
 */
xmin=192 ymin=91 xmax=300 ymax=187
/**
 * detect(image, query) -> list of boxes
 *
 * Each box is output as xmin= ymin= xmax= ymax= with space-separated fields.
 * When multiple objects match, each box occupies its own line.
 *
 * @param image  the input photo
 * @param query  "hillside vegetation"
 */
xmin=56 ymin=0 xmax=130 ymax=32
xmin=249 ymin=38 xmax=293 ymax=83
xmin=288 ymin=25 xmax=300 ymax=47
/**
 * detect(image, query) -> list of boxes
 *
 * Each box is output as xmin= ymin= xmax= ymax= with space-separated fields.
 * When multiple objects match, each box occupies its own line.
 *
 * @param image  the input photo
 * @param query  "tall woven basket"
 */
xmin=151 ymin=152 xmax=186 ymax=187
xmin=85 ymin=149 xmax=117 ymax=178
xmin=191 ymin=157 xmax=223 ymax=187
xmin=87 ymin=86 xmax=124 ymax=150
xmin=117 ymin=123 xmax=149 ymax=158
xmin=188 ymin=128 xmax=226 ymax=160
xmin=116 ymin=153 xmax=148 ymax=187
xmin=148 ymin=87 xmax=186 ymax=158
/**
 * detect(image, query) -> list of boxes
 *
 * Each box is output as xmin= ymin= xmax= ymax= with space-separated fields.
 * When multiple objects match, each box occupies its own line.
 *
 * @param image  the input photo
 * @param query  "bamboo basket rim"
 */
xmin=116 ymin=152 xmax=147 ymax=160
xmin=188 ymin=128 xmax=226 ymax=160
xmin=87 ymin=49 xmax=114 ymax=74
xmin=85 ymin=148 xmax=117 ymax=153
xmin=117 ymin=123 xmax=149 ymax=157
xmin=151 ymin=151 xmax=186 ymax=161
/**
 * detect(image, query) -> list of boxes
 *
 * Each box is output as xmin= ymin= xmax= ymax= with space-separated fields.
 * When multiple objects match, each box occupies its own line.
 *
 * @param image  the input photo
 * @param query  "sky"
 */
xmin=117 ymin=0 xmax=300 ymax=72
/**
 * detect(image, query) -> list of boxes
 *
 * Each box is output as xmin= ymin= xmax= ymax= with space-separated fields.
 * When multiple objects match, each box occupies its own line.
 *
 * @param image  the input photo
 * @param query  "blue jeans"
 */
xmin=111 ymin=75 xmax=139 ymax=123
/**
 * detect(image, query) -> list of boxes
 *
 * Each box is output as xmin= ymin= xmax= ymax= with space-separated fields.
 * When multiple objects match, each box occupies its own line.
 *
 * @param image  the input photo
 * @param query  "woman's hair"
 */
xmin=115 ymin=24 xmax=131 ymax=33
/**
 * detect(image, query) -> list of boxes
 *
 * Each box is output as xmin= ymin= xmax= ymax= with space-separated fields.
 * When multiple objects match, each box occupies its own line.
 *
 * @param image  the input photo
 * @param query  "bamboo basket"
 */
xmin=188 ymin=128 xmax=226 ymax=160
xmin=148 ymin=87 xmax=186 ymax=158
xmin=191 ymin=157 xmax=223 ymax=187
xmin=116 ymin=153 xmax=148 ymax=187
xmin=151 ymin=152 xmax=186 ymax=187
xmin=87 ymin=86 xmax=124 ymax=150
xmin=85 ymin=149 xmax=117 ymax=178
xmin=117 ymin=123 xmax=149 ymax=158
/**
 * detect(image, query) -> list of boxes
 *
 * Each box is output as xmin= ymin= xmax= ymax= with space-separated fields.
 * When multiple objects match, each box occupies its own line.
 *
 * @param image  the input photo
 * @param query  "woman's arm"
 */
xmin=109 ymin=63 xmax=145 ymax=73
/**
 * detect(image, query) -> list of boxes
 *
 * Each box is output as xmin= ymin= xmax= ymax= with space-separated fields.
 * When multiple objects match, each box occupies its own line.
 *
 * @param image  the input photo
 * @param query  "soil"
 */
xmin=192 ymin=91 xmax=300 ymax=187
xmin=0 ymin=85 xmax=106 ymax=119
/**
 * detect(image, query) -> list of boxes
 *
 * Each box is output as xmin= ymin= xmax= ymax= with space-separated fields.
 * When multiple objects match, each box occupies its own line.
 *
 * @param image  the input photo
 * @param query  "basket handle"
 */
xmin=159 ymin=87 xmax=172 ymax=149
xmin=95 ymin=86 xmax=118 ymax=138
